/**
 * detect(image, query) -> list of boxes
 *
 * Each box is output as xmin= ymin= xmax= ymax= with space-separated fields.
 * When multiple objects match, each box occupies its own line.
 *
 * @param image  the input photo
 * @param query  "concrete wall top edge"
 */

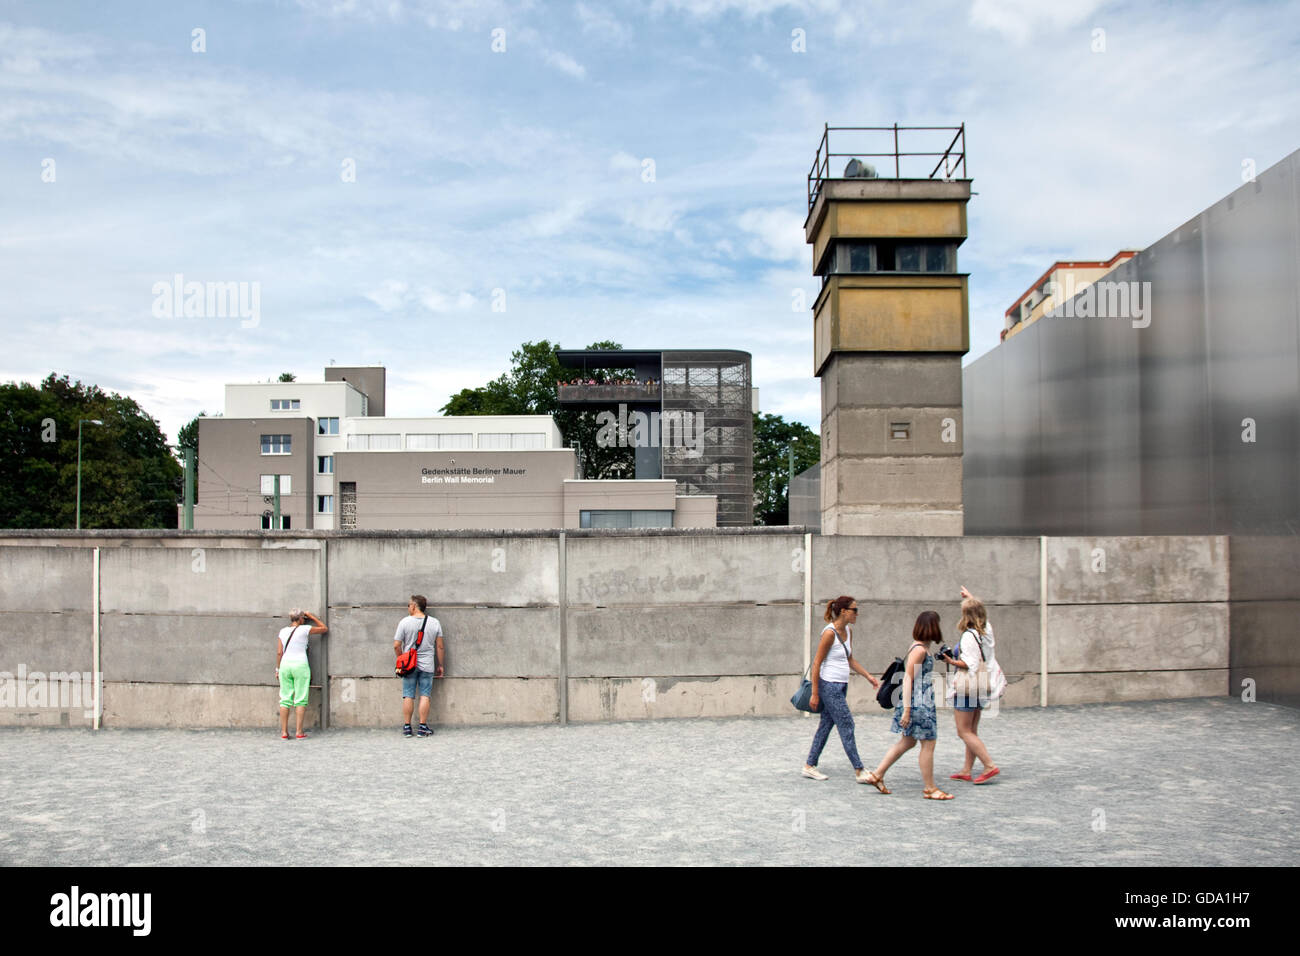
xmin=0 ymin=527 xmax=814 ymax=543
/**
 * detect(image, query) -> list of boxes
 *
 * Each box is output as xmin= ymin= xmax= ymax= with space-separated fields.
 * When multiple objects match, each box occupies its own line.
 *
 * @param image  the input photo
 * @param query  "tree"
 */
xmin=278 ymin=372 xmax=296 ymax=382
xmin=752 ymin=412 xmax=819 ymax=525
xmin=440 ymin=340 xmax=635 ymax=479
xmin=0 ymin=374 xmax=184 ymax=529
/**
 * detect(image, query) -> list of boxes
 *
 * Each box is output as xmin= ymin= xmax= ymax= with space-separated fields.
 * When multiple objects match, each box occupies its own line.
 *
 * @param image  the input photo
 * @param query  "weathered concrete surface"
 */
xmin=568 ymin=675 xmax=795 ymax=721
xmin=566 ymin=605 xmax=804 ymax=677
xmin=566 ymin=534 xmax=803 ymax=606
xmin=832 ymin=408 xmax=963 ymax=457
xmin=99 ymin=613 xmax=321 ymax=684
xmin=328 ymin=676 xmax=558 ymax=726
xmin=1046 ymin=670 xmax=1227 ymax=706
xmin=325 ymin=606 xmax=559 ymax=678
xmin=835 ymin=457 xmax=963 ymax=506
xmin=329 ymin=537 xmax=559 ymax=606
xmin=821 ymin=354 xmax=964 ymax=412
xmin=814 ymin=535 xmax=1040 ymax=604
xmin=0 ymin=546 xmax=93 ymax=611
xmin=828 ymin=509 xmax=964 ymax=537
xmin=101 ymin=545 xmax=321 ymax=614
xmin=0 ymin=612 xmax=94 ymax=674
xmin=102 ymin=682 xmax=323 ymax=728
xmin=1047 ymin=603 xmax=1229 ymax=672
xmin=832 ymin=603 xmax=1039 ymax=678
xmin=1 ymin=699 xmax=1291 ymax=866
xmin=1047 ymin=536 xmax=1229 ymax=604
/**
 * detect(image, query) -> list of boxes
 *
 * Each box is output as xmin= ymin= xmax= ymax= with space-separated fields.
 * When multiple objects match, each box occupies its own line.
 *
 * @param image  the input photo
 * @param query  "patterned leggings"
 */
xmin=806 ymin=680 xmax=863 ymax=770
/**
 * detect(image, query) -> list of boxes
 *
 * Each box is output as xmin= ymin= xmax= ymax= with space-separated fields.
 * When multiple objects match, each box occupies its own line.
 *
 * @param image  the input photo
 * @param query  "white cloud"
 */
xmin=365 ymin=280 xmax=409 ymax=312
xmin=543 ymin=49 xmax=587 ymax=79
xmin=736 ymin=207 xmax=805 ymax=263
xmin=968 ymin=0 xmax=1103 ymax=45
xmin=576 ymin=3 xmax=631 ymax=45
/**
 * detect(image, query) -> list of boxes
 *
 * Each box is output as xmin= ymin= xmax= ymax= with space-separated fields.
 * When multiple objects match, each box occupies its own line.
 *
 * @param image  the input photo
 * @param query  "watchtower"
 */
xmin=805 ymin=124 xmax=971 ymax=534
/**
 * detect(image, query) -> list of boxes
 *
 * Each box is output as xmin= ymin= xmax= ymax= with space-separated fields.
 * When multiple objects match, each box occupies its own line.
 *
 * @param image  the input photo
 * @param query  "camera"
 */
xmin=935 ymin=644 xmax=956 ymax=661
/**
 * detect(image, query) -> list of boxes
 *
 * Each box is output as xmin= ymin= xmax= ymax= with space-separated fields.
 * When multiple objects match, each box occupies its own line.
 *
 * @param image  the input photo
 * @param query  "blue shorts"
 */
xmin=953 ymin=702 xmax=980 ymax=712
xmin=402 ymin=669 xmax=434 ymax=699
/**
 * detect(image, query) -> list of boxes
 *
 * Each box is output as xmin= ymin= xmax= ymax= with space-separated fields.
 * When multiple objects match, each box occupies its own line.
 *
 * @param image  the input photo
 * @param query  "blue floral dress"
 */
xmin=890 ymin=644 xmax=938 ymax=740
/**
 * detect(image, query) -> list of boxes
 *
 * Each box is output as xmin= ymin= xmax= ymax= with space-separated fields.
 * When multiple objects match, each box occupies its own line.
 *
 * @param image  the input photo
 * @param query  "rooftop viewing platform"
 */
xmin=808 ymin=123 xmax=967 ymax=211
xmin=557 ymin=379 xmax=661 ymax=404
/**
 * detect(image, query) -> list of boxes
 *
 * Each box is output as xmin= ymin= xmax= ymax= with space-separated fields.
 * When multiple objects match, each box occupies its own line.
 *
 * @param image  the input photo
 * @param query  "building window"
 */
xmin=580 ymin=510 xmax=674 ymax=529
xmin=261 ymin=434 xmax=291 ymax=455
xmin=317 ymin=495 xmax=334 ymax=514
xmin=270 ymin=399 xmax=300 ymax=411
xmin=405 ymin=433 xmax=474 ymax=450
xmin=317 ymin=455 xmax=333 ymax=474
xmin=890 ymin=422 xmax=911 ymax=440
xmin=260 ymin=474 xmax=292 ymax=495
xmin=261 ymin=513 xmax=291 ymax=530
xmin=830 ymin=241 xmax=955 ymax=275
xmin=479 ymin=432 xmax=546 ymax=449
xmin=317 ymin=417 xmax=339 ymax=436
xmin=348 ymin=433 xmax=400 ymax=450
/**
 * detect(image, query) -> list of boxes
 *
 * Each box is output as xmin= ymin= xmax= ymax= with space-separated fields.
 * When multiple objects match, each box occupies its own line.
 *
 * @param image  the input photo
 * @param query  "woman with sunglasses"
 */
xmin=802 ymin=595 xmax=882 ymax=783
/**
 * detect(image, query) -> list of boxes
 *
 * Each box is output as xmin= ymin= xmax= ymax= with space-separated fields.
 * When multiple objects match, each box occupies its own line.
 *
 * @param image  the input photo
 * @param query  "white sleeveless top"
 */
xmin=278 ymin=624 xmax=310 ymax=665
xmin=819 ymin=624 xmax=852 ymax=682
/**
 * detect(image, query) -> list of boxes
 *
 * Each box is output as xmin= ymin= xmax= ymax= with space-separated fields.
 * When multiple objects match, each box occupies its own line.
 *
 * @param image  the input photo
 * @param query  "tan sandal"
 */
xmin=922 ymin=787 xmax=954 ymax=800
xmin=860 ymin=770 xmax=890 ymax=794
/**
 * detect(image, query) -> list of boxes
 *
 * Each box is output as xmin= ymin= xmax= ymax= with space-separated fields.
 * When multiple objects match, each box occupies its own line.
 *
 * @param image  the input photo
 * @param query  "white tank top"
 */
xmin=818 ymin=624 xmax=852 ymax=682
xmin=279 ymin=624 xmax=310 ymax=664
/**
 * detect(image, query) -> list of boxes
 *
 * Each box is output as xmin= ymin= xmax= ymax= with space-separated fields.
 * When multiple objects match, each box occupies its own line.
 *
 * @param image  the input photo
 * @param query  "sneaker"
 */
xmin=402 ymin=723 xmax=413 ymax=737
xmin=417 ymin=724 xmax=432 ymax=737
xmin=801 ymin=766 xmax=829 ymax=781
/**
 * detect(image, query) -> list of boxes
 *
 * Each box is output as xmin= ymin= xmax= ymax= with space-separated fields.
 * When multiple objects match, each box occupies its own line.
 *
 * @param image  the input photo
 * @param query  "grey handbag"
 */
xmin=790 ymin=627 xmax=848 ymax=712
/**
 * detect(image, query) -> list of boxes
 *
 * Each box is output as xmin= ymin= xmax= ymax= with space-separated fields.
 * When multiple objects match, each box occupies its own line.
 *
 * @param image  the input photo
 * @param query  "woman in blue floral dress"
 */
xmin=861 ymin=610 xmax=954 ymax=799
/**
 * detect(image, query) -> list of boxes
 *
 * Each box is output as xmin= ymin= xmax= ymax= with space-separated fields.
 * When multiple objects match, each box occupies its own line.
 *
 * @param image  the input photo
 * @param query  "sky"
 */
xmin=2 ymin=0 xmax=1297 ymax=444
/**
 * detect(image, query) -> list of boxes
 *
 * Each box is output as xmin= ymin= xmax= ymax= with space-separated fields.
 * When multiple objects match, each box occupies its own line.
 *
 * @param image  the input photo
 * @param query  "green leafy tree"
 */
xmin=278 ymin=372 xmax=296 ymax=382
xmin=441 ymin=340 xmax=635 ymax=479
xmin=753 ymin=412 xmax=819 ymax=525
xmin=0 ymin=374 xmax=183 ymax=529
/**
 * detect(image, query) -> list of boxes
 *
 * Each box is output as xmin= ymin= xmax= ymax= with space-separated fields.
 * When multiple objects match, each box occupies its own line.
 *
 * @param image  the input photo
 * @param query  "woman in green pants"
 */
xmin=276 ymin=609 xmax=328 ymax=738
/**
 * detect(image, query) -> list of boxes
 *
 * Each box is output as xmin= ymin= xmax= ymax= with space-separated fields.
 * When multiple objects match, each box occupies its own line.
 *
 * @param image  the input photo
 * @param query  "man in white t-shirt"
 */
xmin=394 ymin=594 xmax=444 ymax=737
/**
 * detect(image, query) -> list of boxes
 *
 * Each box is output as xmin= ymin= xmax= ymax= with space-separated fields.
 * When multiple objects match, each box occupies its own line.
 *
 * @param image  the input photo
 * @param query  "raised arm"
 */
xmin=303 ymin=611 xmax=328 ymax=635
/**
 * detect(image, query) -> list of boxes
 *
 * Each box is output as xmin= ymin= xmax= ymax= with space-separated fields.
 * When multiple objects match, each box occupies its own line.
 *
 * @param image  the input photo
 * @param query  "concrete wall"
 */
xmin=0 ymin=529 xmax=1262 ymax=729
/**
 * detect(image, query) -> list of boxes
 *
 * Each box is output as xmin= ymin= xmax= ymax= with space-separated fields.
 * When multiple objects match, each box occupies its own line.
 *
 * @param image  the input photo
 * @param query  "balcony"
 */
xmin=556 ymin=382 xmax=661 ymax=405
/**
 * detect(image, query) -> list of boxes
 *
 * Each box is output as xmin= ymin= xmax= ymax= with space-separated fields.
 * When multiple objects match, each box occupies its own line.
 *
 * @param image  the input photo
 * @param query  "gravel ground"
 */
xmin=1 ymin=697 xmax=1295 ymax=866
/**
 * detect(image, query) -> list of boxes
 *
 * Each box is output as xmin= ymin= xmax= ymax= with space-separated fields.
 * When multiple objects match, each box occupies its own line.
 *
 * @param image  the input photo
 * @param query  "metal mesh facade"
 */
xmin=661 ymin=350 xmax=754 ymax=526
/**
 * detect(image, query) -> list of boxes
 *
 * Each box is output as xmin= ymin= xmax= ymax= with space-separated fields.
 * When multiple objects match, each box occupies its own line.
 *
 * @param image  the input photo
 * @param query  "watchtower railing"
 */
xmin=808 ymin=123 xmax=967 ymax=210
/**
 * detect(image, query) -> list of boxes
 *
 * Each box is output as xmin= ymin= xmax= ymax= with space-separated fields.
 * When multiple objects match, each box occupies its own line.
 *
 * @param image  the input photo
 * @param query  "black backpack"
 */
xmin=876 ymin=657 xmax=906 ymax=709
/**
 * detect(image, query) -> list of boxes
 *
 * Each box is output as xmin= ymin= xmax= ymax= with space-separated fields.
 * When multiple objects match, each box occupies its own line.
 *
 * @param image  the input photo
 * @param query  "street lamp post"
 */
xmin=76 ymin=418 xmax=104 ymax=531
